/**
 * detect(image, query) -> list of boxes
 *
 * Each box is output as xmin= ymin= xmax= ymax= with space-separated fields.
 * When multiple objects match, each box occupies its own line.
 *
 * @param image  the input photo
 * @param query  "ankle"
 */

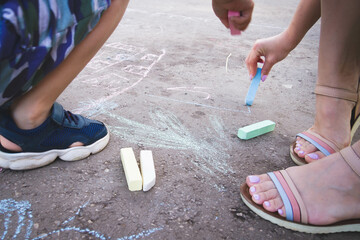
xmin=10 ymin=101 xmax=51 ymax=130
xmin=314 ymin=96 xmax=353 ymax=147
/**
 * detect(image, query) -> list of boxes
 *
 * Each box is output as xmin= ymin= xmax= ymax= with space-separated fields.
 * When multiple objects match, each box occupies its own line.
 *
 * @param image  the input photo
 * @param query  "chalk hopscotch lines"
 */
xmin=74 ymin=42 xmax=166 ymax=114
xmin=0 ymin=199 xmax=163 ymax=240
xmin=0 ymin=199 xmax=33 ymax=240
xmin=106 ymin=108 xmax=234 ymax=178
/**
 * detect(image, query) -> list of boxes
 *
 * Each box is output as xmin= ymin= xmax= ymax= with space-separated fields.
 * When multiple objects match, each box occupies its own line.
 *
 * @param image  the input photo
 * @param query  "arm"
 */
xmin=212 ymin=0 xmax=254 ymax=30
xmin=246 ymin=0 xmax=321 ymax=79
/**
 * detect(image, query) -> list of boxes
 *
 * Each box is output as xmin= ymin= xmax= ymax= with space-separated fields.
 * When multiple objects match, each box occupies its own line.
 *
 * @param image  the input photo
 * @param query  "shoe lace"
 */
xmin=64 ymin=110 xmax=79 ymax=124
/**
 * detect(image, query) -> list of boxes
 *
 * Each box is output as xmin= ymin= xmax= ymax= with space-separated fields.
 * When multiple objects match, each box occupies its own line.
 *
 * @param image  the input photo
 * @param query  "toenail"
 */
xmin=253 ymin=194 xmax=260 ymax=200
xmin=278 ymin=209 xmax=283 ymax=215
xmin=250 ymin=186 xmax=256 ymax=193
xmin=264 ymin=201 xmax=270 ymax=207
xmin=295 ymin=147 xmax=300 ymax=151
xmin=299 ymin=150 xmax=304 ymax=154
xmin=249 ymin=175 xmax=260 ymax=183
xmin=296 ymin=143 xmax=302 ymax=147
xmin=307 ymin=153 xmax=319 ymax=160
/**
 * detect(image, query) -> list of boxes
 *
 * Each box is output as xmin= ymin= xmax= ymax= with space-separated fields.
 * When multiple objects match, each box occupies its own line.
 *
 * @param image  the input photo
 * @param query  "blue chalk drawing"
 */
xmin=0 ymin=198 xmax=163 ymax=239
xmin=0 ymin=199 xmax=33 ymax=240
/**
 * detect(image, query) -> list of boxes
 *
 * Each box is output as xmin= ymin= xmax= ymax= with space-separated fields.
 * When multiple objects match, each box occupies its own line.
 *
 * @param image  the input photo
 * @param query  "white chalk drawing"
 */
xmin=0 ymin=199 xmax=162 ymax=239
xmin=167 ymin=87 xmax=211 ymax=100
xmin=73 ymin=42 xmax=166 ymax=114
xmin=126 ymin=8 xmax=212 ymax=24
xmin=148 ymin=94 xmax=249 ymax=114
xmin=226 ymin=53 xmax=232 ymax=73
xmin=105 ymin=108 xmax=234 ymax=178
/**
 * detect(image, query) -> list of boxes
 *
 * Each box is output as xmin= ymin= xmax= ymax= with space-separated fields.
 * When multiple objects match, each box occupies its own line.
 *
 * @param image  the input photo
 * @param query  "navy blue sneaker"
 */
xmin=0 ymin=102 xmax=109 ymax=170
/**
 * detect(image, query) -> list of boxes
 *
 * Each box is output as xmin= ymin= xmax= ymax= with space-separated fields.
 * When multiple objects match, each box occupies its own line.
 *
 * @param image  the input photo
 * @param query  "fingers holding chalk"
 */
xmin=228 ymin=11 xmax=241 ymax=35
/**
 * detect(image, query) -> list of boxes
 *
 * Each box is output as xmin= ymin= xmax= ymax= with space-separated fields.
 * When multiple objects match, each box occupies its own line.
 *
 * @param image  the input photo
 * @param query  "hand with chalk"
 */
xmin=245 ymin=33 xmax=293 ymax=83
xmin=228 ymin=11 xmax=242 ymax=35
xmin=212 ymin=0 xmax=254 ymax=31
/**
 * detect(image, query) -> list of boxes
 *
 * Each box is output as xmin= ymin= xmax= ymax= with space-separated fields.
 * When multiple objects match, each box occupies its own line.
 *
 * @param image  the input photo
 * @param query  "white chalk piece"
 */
xmin=120 ymin=148 xmax=142 ymax=191
xmin=140 ymin=150 xmax=156 ymax=192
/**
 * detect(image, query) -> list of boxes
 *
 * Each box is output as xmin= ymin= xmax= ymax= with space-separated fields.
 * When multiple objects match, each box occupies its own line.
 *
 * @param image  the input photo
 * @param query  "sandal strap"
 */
xmin=297 ymin=129 xmax=339 ymax=156
xmin=280 ymin=170 xmax=308 ymax=224
xmin=340 ymin=146 xmax=360 ymax=177
xmin=315 ymin=85 xmax=358 ymax=103
xmin=267 ymin=170 xmax=308 ymax=224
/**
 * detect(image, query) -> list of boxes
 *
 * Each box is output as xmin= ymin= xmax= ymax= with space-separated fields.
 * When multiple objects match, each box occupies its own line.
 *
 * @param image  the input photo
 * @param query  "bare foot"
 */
xmin=246 ymin=141 xmax=360 ymax=225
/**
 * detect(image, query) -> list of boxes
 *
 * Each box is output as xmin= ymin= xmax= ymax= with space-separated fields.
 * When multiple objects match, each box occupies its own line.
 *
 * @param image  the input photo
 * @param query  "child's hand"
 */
xmin=212 ymin=0 xmax=254 ymax=31
xmin=246 ymin=32 xmax=293 ymax=82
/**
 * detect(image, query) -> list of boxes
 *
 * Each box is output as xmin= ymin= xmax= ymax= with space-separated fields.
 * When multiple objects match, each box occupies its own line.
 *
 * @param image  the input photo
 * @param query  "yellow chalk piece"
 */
xmin=120 ymin=148 xmax=142 ymax=191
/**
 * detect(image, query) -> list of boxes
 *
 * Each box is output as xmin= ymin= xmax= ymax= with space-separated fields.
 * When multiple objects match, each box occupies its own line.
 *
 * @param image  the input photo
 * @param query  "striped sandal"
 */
xmin=290 ymin=84 xmax=360 ymax=165
xmin=240 ymin=146 xmax=360 ymax=234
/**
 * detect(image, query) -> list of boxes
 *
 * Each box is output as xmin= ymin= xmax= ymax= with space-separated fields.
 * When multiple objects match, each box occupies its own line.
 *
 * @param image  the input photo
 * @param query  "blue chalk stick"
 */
xmin=245 ymin=68 xmax=262 ymax=106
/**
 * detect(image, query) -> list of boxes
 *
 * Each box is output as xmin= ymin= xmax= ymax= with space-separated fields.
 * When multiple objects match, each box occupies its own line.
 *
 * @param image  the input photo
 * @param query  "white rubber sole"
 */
xmin=0 ymin=131 xmax=110 ymax=170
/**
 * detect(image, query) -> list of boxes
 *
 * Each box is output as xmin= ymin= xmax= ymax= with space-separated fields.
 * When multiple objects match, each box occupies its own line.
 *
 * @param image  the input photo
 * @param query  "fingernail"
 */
xmin=295 ymin=147 xmax=300 ymax=151
xmin=299 ymin=150 xmax=304 ymax=155
xmin=250 ymin=186 xmax=256 ymax=193
xmin=307 ymin=153 xmax=319 ymax=160
xmin=278 ymin=209 xmax=283 ymax=215
xmin=261 ymin=75 xmax=267 ymax=82
xmin=264 ymin=201 xmax=270 ymax=207
xmin=248 ymin=175 xmax=260 ymax=183
xmin=253 ymin=194 xmax=260 ymax=200
xmin=249 ymin=75 xmax=253 ymax=80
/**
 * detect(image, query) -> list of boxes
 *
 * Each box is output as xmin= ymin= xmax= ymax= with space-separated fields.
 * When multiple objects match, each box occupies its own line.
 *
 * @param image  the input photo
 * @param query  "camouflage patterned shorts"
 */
xmin=0 ymin=0 xmax=111 ymax=108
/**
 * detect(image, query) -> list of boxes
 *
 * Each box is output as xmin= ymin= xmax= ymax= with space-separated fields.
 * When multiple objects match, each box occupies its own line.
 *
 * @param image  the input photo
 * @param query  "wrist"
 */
xmin=281 ymin=28 xmax=300 ymax=53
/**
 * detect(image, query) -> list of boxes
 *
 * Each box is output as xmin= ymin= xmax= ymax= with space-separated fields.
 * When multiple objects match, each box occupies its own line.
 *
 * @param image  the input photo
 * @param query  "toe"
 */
xmin=252 ymin=188 xmax=279 ymax=204
xmin=263 ymin=197 xmax=284 ymax=212
xmin=305 ymin=150 xmax=326 ymax=163
xmin=249 ymin=181 xmax=275 ymax=196
xmin=295 ymin=137 xmax=320 ymax=159
xmin=277 ymin=207 xmax=286 ymax=217
xmin=246 ymin=174 xmax=270 ymax=187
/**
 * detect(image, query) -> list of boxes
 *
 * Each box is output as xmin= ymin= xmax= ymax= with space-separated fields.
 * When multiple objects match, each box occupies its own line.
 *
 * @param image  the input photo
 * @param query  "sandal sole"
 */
xmin=240 ymin=183 xmax=360 ymax=234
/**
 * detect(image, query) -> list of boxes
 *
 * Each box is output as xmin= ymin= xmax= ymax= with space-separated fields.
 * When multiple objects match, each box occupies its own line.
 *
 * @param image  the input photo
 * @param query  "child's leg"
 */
xmin=1 ymin=0 xmax=129 ymax=151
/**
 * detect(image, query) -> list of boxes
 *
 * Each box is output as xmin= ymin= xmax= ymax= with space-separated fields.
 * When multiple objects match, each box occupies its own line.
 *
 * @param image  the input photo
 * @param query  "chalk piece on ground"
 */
xmin=245 ymin=68 xmax=262 ymax=106
xmin=238 ymin=120 xmax=276 ymax=140
xmin=228 ymin=11 xmax=241 ymax=35
xmin=140 ymin=150 xmax=156 ymax=192
xmin=120 ymin=148 xmax=142 ymax=191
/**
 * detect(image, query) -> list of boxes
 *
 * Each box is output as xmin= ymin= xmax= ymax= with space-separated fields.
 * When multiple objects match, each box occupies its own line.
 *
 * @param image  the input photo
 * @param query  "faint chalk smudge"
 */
xmin=106 ymin=108 xmax=234 ymax=177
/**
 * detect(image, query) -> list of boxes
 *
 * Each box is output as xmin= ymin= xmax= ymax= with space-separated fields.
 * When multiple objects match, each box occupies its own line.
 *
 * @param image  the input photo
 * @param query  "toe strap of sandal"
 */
xmin=297 ymin=129 xmax=339 ymax=156
xmin=315 ymin=85 xmax=358 ymax=103
xmin=340 ymin=146 xmax=360 ymax=177
xmin=267 ymin=170 xmax=308 ymax=224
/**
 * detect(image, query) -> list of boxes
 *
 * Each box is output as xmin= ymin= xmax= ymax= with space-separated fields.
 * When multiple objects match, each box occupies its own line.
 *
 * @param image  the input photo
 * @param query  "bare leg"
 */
xmin=1 ymin=0 xmax=129 ymax=151
xmin=246 ymin=0 xmax=360 ymax=225
xmin=294 ymin=0 xmax=360 ymax=162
